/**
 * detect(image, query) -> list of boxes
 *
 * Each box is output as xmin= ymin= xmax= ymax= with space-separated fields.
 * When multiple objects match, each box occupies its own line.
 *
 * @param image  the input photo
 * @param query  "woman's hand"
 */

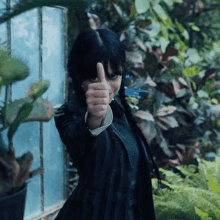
xmin=85 ymin=62 xmax=109 ymax=129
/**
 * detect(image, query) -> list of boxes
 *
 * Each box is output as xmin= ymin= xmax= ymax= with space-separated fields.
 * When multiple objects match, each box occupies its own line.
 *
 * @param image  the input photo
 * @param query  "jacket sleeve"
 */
xmin=54 ymin=99 xmax=97 ymax=169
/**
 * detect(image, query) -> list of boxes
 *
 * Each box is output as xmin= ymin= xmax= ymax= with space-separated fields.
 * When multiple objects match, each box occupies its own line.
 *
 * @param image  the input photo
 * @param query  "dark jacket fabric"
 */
xmin=54 ymin=92 xmax=156 ymax=220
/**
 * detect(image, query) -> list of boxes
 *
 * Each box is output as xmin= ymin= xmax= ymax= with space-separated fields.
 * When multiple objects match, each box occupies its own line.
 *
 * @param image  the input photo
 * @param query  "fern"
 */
xmin=195 ymin=207 xmax=212 ymax=220
xmin=155 ymin=200 xmax=200 ymax=220
xmin=152 ymin=149 xmax=220 ymax=219
xmin=154 ymin=190 xmax=200 ymax=220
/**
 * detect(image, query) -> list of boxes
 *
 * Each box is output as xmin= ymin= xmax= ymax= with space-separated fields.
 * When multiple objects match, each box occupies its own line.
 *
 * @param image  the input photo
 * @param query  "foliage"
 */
xmin=3 ymin=0 xmax=219 ymax=205
xmin=76 ymin=0 xmax=220 ymax=170
xmin=169 ymin=0 xmax=220 ymax=51
xmin=0 ymin=0 xmax=89 ymax=201
xmin=0 ymin=45 xmax=53 ymax=196
xmin=0 ymin=0 xmax=88 ymax=199
xmin=151 ymin=148 xmax=220 ymax=219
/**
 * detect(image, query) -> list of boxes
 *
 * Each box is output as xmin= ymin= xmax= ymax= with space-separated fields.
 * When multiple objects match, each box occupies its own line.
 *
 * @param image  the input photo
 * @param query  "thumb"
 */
xmin=97 ymin=62 xmax=106 ymax=83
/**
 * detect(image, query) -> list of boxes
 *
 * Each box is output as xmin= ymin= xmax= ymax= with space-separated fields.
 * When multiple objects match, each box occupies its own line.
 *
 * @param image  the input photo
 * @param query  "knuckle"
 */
xmin=86 ymin=98 xmax=91 ymax=105
xmin=88 ymin=84 xmax=93 ymax=90
xmin=104 ymin=98 xmax=108 ymax=104
xmin=85 ymin=90 xmax=91 ymax=97
xmin=87 ymin=106 xmax=93 ymax=113
xmin=102 ymin=83 xmax=108 ymax=90
xmin=101 ymin=105 xmax=106 ymax=111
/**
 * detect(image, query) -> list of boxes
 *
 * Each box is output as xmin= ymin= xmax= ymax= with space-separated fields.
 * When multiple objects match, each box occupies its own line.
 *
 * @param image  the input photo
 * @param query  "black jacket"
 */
xmin=54 ymin=92 xmax=156 ymax=220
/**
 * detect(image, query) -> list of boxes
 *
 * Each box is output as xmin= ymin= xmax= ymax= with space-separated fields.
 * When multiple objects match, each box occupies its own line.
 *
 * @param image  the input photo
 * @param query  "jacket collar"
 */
xmin=110 ymin=99 xmax=125 ymax=118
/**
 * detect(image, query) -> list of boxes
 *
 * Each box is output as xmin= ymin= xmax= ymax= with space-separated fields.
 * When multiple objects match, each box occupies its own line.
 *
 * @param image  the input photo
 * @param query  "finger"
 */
xmin=29 ymin=168 xmax=44 ymax=179
xmin=97 ymin=62 xmax=106 ymax=83
xmin=87 ymin=97 xmax=108 ymax=105
xmin=88 ymin=105 xmax=107 ymax=112
xmin=88 ymin=82 xmax=108 ymax=91
xmin=86 ymin=90 xmax=108 ymax=99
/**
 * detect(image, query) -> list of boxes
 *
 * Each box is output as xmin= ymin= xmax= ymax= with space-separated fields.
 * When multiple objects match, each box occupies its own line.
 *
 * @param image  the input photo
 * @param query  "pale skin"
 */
xmin=82 ymin=62 xmax=122 ymax=130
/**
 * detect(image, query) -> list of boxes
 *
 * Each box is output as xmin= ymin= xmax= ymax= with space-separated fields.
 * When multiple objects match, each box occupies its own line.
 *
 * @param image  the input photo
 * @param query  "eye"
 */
xmin=108 ymin=72 xmax=120 ymax=80
xmin=109 ymin=74 xmax=118 ymax=80
xmin=90 ymin=77 xmax=99 ymax=82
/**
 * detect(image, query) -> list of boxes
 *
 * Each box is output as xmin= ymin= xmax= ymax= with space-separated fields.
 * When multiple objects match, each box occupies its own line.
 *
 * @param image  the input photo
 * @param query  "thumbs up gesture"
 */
xmin=85 ymin=62 xmax=109 ymax=129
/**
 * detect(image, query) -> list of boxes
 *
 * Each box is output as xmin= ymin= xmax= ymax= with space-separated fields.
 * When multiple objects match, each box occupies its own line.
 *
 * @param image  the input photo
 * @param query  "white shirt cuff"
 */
xmin=85 ymin=105 xmax=113 ymax=136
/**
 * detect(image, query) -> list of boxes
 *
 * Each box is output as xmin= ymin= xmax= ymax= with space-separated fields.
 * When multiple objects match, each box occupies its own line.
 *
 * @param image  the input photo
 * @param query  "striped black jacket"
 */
xmin=54 ymin=92 xmax=156 ymax=220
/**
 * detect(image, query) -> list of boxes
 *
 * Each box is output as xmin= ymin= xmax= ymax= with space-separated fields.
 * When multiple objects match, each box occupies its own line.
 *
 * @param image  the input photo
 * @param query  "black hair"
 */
xmin=68 ymin=28 xmax=125 ymax=105
xmin=67 ymin=28 xmax=161 ymax=191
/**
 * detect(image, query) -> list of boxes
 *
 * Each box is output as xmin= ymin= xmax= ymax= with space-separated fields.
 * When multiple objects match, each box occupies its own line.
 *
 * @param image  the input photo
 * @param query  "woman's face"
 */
xmin=82 ymin=62 xmax=122 ymax=104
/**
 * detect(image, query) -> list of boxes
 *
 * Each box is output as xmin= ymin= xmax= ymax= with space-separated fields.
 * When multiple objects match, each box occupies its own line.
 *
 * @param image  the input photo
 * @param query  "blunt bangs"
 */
xmin=68 ymin=28 xmax=125 ymax=83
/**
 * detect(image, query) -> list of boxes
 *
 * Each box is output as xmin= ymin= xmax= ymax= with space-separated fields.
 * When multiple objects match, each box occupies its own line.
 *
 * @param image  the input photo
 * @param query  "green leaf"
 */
xmin=177 ymin=40 xmax=187 ymax=52
xmin=182 ymin=30 xmax=189 ymax=40
xmin=153 ymin=4 xmax=168 ymax=20
xmin=189 ymin=96 xmax=195 ymax=106
xmin=2 ymin=97 xmax=54 ymax=126
xmin=159 ymin=37 xmax=170 ymax=53
xmin=207 ymin=178 xmax=220 ymax=194
xmin=0 ymin=45 xmax=11 ymax=65
xmin=216 ymin=117 xmax=220 ymax=127
xmin=197 ymin=90 xmax=209 ymax=99
xmin=151 ymin=0 xmax=161 ymax=6
xmin=189 ymin=97 xmax=198 ymax=109
xmin=172 ymin=0 xmax=183 ymax=2
xmin=135 ymin=0 xmax=150 ymax=14
xmin=7 ymin=101 xmax=33 ymax=141
xmin=0 ymin=57 xmax=29 ymax=85
xmin=213 ymin=41 xmax=220 ymax=51
xmin=166 ymin=116 xmax=179 ymax=128
xmin=211 ymin=98 xmax=218 ymax=104
xmin=195 ymin=207 xmax=212 ymax=220
xmin=160 ymin=24 xmax=169 ymax=39
xmin=192 ymin=102 xmax=199 ymax=109
xmin=175 ymin=20 xmax=189 ymax=40
xmin=153 ymin=4 xmax=172 ymax=29
xmin=182 ymin=66 xmax=198 ymax=78
xmin=176 ymin=89 xmax=187 ymax=98
xmin=187 ymin=48 xmax=201 ymax=64
xmin=130 ymin=2 xmax=137 ymax=18
xmin=27 ymin=80 xmax=50 ymax=100
xmin=191 ymin=24 xmax=200 ymax=32
xmin=163 ymin=0 xmax=173 ymax=8
xmin=191 ymin=79 xmax=197 ymax=90
xmin=177 ymin=53 xmax=185 ymax=62
xmin=175 ymin=20 xmax=184 ymax=33
xmin=199 ymin=70 xmax=206 ymax=78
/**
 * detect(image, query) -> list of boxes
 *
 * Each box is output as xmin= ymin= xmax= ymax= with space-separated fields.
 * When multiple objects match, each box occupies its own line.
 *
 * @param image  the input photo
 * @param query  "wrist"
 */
xmin=87 ymin=113 xmax=103 ymax=130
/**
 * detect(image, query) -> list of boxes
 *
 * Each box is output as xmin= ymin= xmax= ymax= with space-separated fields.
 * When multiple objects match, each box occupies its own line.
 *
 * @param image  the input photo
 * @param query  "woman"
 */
xmin=54 ymin=28 xmax=161 ymax=220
